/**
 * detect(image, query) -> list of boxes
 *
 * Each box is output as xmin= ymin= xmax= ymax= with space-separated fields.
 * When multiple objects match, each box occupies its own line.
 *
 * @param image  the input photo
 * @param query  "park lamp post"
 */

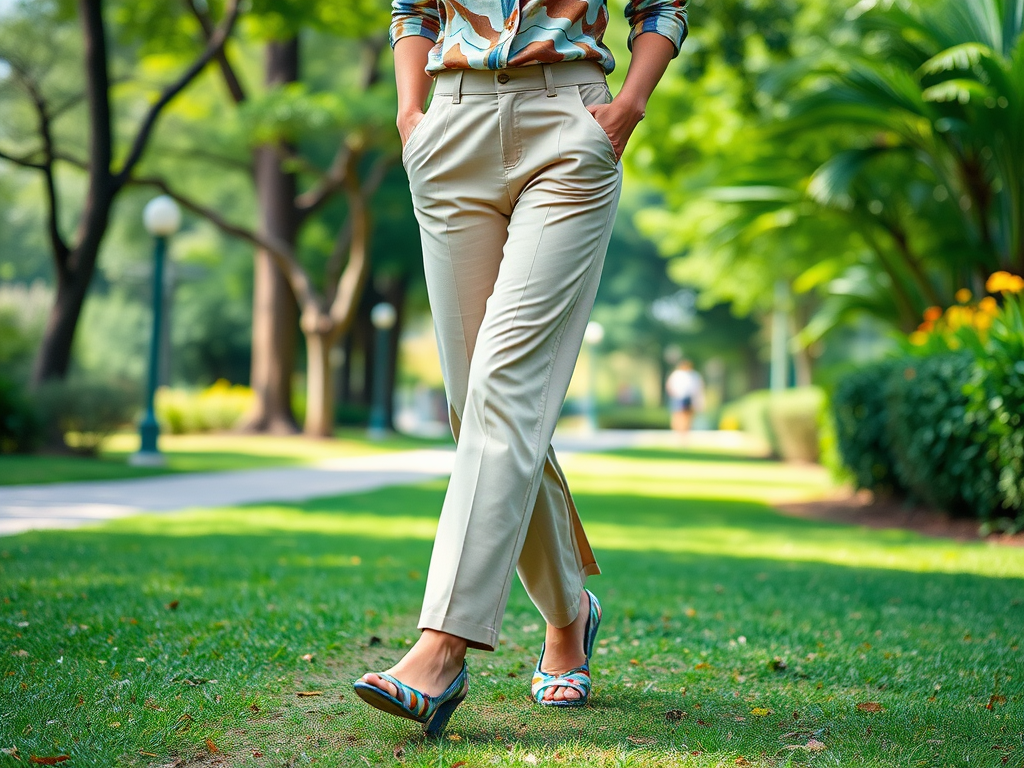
xmin=368 ymin=302 xmax=397 ymax=440
xmin=130 ymin=196 xmax=181 ymax=467
xmin=583 ymin=320 xmax=604 ymax=433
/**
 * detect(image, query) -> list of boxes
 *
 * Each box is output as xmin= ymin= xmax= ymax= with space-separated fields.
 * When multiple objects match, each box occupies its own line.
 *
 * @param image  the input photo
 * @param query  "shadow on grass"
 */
xmin=1 ymin=481 xmax=1022 ymax=767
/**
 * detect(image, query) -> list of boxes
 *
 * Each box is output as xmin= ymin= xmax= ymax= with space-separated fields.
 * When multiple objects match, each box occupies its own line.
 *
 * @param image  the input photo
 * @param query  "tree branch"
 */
xmin=10 ymin=65 xmax=69 ymax=263
xmin=130 ymin=174 xmax=321 ymax=311
xmin=324 ymin=151 xmax=393 ymax=303
xmin=295 ymin=39 xmax=387 ymax=219
xmin=114 ymin=0 xmax=241 ymax=188
xmin=183 ymin=0 xmax=247 ymax=104
xmin=0 ymin=148 xmax=46 ymax=170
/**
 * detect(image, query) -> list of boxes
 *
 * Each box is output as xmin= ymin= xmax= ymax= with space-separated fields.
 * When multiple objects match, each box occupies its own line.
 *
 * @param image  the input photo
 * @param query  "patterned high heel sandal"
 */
xmin=531 ymin=589 xmax=602 ymax=707
xmin=353 ymin=661 xmax=469 ymax=737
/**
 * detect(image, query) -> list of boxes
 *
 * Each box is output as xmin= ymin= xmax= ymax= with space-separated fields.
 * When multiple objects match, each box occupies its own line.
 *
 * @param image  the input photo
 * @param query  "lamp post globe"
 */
xmin=371 ymin=301 xmax=397 ymax=331
xmin=368 ymin=303 xmax=397 ymax=439
xmin=130 ymin=196 xmax=181 ymax=467
xmin=143 ymin=195 xmax=182 ymax=237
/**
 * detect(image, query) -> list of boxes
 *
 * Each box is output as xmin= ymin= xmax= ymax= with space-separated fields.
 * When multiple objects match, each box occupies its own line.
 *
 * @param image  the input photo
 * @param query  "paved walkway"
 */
xmin=0 ymin=430 xmax=764 ymax=536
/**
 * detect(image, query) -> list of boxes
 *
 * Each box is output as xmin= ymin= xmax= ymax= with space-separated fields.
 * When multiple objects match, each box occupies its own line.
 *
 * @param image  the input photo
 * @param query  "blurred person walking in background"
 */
xmin=666 ymin=359 xmax=704 ymax=434
xmin=353 ymin=0 xmax=689 ymax=736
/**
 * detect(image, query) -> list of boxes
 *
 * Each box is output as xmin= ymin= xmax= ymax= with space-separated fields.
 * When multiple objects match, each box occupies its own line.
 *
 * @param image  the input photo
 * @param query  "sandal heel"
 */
xmin=423 ymin=694 xmax=464 ymax=737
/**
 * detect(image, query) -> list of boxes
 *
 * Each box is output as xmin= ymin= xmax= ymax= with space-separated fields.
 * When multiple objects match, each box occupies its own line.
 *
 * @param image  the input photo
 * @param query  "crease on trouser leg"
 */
xmin=434 ymin=407 xmax=600 ymax=637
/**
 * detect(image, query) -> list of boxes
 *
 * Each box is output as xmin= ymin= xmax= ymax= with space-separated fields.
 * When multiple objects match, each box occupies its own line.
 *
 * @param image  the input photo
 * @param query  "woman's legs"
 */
xmin=362 ymin=61 xmax=622 ymax=700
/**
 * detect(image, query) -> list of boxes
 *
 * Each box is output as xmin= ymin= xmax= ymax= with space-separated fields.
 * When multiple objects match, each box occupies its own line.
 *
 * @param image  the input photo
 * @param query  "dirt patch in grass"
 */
xmin=777 ymin=488 xmax=1024 ymax=545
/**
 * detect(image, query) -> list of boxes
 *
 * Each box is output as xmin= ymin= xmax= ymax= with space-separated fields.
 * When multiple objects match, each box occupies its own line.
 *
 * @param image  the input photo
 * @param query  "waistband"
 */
xmin=432 ymin=60 xmax=606 ymax=103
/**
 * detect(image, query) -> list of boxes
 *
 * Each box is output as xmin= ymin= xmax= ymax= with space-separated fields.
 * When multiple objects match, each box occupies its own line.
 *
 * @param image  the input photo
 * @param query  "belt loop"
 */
xmin=452 ymin=70 xmax=464 ymax=104
xmin=542 ymin=63 xmax=556 ymax=97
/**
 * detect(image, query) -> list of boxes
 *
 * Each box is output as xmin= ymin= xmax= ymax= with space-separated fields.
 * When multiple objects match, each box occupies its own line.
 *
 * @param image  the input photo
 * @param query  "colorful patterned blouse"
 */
xmin=389 ymin=0 xmax=689 ymax=75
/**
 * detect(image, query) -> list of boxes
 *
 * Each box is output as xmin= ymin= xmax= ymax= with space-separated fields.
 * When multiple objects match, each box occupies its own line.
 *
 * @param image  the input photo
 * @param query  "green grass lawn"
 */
xmin=1 ymin=448 xmax=1021 ymax=767
xmin=0 ymin=430 xmax=454 ymax=486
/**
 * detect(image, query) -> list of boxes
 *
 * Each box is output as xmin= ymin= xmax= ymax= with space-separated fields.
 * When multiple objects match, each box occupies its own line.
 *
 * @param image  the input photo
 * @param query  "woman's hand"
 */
xmin=590 ymin=31 xmax=677 ymax=161
xmin=397 ymin=108 xmax=427 ymax=149
xmin=586 ymin=98 xmax=645 ymax=162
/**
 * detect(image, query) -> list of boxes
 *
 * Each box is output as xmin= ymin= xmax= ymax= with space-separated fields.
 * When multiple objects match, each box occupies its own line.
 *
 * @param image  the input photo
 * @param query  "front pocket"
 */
xmin=401 ymin=102 xmax=438 ymax=163
xmin=573 ymin=83 xmax=617 ymax=163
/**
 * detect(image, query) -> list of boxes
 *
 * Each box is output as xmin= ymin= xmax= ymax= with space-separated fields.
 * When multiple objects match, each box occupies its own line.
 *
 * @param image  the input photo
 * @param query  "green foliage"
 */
xmin=964 ymin=293 xmax=1024 ymax=524
xmin=33 ymin=376 xmax=140 ymax=454
xmin=884 ymin=352 xmax=1002 ymax=517
xmin=831 ymin=358 xmax=906 ymax=494
xmin=155 ymin=381 xmax=254 ymax=434
xmin=0 ymin=378 xmax=40 ymax=454
xmin=766 ymin=386 xmax=825 ymax=462
xmin=721 ymin=389 xmax=778 ymax=454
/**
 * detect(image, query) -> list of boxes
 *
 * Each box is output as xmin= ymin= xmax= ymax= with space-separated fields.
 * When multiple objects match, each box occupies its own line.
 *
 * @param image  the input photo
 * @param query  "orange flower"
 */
xmin=923 ymin=306 xmax=943 ymax=322
xmin=979 ymin=296 xmax=999 ymax=315
xmin=955 ymin=288 xmax=972 ymax=304
xmin=986 ymin=271 xmax=1024 ymax=294
xmin=909 ymin=331 xmax=929 ymax=346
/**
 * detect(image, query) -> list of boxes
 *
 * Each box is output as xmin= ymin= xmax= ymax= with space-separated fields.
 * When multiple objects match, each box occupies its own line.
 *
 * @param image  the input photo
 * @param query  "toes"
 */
xmin=563 ymin=687 xmax=580 ymax=700
xmin=361 ymin=673 xmax=396 ymax=697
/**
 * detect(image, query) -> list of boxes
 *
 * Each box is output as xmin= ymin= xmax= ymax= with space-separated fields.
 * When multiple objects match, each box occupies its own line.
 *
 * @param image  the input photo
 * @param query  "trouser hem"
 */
xmin=418 ymin=613 xmax=498 ymax=652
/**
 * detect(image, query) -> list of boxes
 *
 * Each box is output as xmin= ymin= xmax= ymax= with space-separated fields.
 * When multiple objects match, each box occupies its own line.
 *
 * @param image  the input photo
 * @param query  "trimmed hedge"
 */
xmin=832 ymin=359 xmax=906 ymax=495
xmin=832 ymin=353 xmax=1022 ymax=524
xmin=885 ymin=353 xmax=1000 ymax=516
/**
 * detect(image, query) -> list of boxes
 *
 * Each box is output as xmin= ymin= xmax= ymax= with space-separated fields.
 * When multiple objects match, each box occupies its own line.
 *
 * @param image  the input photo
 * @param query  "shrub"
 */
xmin=884 ymin=352 xmax=1001 ymax=518
xmin=155 ymin=380 xmax=254 ymax=434
xmin=0 ymin=377 xmax=41 ymax=454
xmin=831 ymin=359 xmax=906 ymax=495
xmin=34 ymin=376 xmax=140 ymax=454
xmin=766 ymin=386 xmax=825 ymax=462
xmin=964 ymin=288 xmax=1024 ymax=525
xmin=721 ymin=390 xmax=778 ymax=455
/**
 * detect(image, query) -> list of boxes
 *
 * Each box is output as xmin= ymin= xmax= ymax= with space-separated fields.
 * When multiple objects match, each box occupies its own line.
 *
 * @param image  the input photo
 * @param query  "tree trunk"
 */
xmin=32 ymin=265 xmax=95 ymax=383
xmin=240 ymin=38 xmax=301 ymax=434
xmin=304 ymin=327 xmax=338 ymax=437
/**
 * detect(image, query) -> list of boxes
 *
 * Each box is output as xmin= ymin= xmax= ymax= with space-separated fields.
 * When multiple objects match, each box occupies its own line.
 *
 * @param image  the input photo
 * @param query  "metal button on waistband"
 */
xmin=497 ymin=73 xmax=510 ymax=84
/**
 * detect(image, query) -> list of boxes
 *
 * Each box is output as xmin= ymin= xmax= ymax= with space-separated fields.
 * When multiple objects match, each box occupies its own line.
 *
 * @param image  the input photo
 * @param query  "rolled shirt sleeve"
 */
xmin=624 ymin=0 xmax=689 ymax=57
xmin=389 ymin=0 xmax=442 ymax=48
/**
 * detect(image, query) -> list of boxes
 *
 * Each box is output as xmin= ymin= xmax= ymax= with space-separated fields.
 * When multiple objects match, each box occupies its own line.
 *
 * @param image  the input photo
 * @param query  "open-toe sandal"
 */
xmin=353 ymin=661 xmax=469 ymax=737
xmin=531 ymin=589 xmax=602 ymax=707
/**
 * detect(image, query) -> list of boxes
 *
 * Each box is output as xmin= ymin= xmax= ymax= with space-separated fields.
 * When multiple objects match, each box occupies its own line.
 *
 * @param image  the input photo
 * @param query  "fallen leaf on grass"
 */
xmin=300 ymin=654 xmax=314 ymax=663
xmin=665 ymin=709 xmax=686 ymax=721
xmin=735 ymin=758 xmax=750 ymax=766
xmin=450 ymin=763 xmax=467 ymax=768
xmin=180 ymin=677 xmax=214 ymax=687
xmin=28 ymin=757 xmax=70 ymax=765
xmin=166 ymin=601 xmax=179 ymax=610
xmin=627 ymin=736 xmax=656 ymax=745
xmin=296 ymin=691 xmax=323 ymax=697
xmin=205 ymin=738 xmax=218 ymax=754
xmin=694 ymin=662 xmax=712 ymax=670
xmin=987 ymin=695 xmax=1007 ymax=709
xmin=2 ymin=747 xmax=19 ymax=761
xmin=139 ymin=751 xmax=158 ymax=757
xmin=856 ymin=702 xmax=883 ymax=713
xmin=252 ymin=750 xmax=263 ymax=758
xmin=751 ymin=707 xmax=771 ymax=716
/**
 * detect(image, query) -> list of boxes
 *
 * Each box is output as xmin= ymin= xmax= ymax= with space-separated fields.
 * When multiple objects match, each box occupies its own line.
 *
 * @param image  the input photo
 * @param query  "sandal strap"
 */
xmin=376 ymin=673 xmax=432 ymax=719
xmin=531 ymin=668 xmax=591 ymax=700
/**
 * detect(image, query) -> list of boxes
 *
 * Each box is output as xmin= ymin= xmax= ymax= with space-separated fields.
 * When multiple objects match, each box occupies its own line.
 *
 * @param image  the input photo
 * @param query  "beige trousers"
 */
xmin=403 ymin=60 xmax=623 ymax=651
